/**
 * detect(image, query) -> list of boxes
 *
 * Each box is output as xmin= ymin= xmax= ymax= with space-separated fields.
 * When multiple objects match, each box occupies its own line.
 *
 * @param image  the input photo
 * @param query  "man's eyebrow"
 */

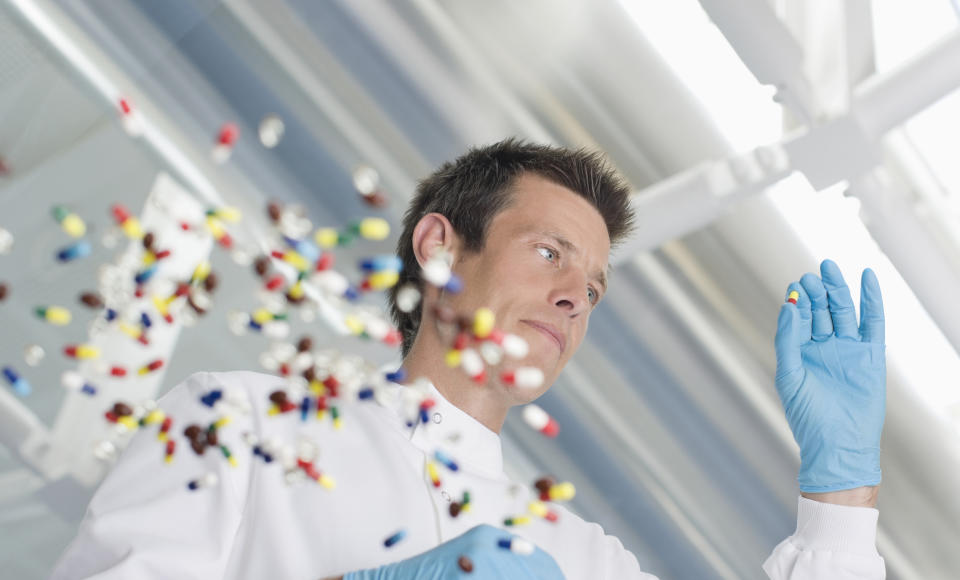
xmin=540 ymin=230 xmax=609 ymax=294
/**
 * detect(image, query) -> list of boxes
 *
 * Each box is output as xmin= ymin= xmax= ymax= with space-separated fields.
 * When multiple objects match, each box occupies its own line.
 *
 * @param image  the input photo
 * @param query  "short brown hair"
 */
xmin=388 ymin=138 xmax=635 ymax=357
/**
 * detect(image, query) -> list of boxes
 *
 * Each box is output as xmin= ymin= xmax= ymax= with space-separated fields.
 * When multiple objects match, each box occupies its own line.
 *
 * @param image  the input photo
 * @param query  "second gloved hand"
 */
xmin=344 ymin=524 xmax=565 ymax=580
xmin=774 ymin=259 xmax=886 ymax=493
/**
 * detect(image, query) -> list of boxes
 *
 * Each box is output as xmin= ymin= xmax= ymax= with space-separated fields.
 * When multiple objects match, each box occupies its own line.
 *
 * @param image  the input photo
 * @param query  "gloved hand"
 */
xmin=343 ymin=524 xmax=565 ymax=579
xmin=774 ymin=259 xmax=886 ymax=493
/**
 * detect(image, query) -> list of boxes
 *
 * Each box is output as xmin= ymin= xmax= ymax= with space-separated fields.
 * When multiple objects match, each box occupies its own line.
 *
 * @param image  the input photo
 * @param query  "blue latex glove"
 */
xmin=774 ymin=259 xmax=886 ymax=493
xmin=344 ymin=524 xmax=564 ymax=579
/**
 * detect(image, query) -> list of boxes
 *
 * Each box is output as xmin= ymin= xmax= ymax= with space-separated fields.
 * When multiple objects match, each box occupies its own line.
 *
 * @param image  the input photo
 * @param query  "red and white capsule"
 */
xmin=522 ymin=404 xmax=559 ymax=438
xmin=501 ymin=367 xmax=544 ymax=389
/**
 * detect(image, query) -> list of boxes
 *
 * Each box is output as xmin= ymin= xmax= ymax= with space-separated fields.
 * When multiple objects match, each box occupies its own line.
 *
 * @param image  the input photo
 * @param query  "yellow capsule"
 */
xmin=267 ymin=405 xmax=281 ymax=416
xmin=315 ymin=228 xmax=339 ymax=249
xmin=252 ymin=308 xmax=273 ymax=324
xmin=445 ymin=349 xmax=461 ymax=368
xmin=318 ymin=474 xmax=336 ymax=489
xmin=143 ymin=409 xmax=165 ymax=425
xmin=227 ymin=455 xmax=238 ymax=468
xmin=528 ymin=501 xmax=548 ymax=517
xmin=142 ymin=251 xmax=157 ymax=267
xmin=153 ymin=295 xmax=171 ymax=317
xmin=344 ymin=315 xmax=365 ymax=335
xmin=358 ymin=217 xmax=390 ymax=241
xmin=549 ymin=482 xmax=576 ymax=502
xmin=67 ymin=344 xmax=101 ymax=359
xmin=121 ymin=217 xmax=143 ymax=239
xmin=213 ymin=416 xmax=231 ymax=430
xmin=427 ymin=461 xmax=440 ymax=485
xmin=308 ymin=379 xmax=324 ymax=396
xmin=215 ymin=206 xmax=241 ymax=222
xmin=118 ymin=321 xmax=142 ymax=340
xmin=288 ymin=281 xmax=305 ymax=300
xmin=37 ymin=306 xmax=72 ymax=326
xmin=505 ymin=516 xmax=531 ymax=526
xmin=333 ymin=417 xmax=343 ymax=430
xmin=191 ymin=261 xmax=212 ymax=284
xmin=165 ymin=454 xmax=174 ymax=464
xmin=473 ymin=307 xmax=495 ymax=339
xmin=206 ymin=216 xmax=226 ymax=238
xmin=62 ymin=214 xmax=86 ymax=238
xmin=367 ymin=271 xmax=399 ymax=290
xmin=118 ymin=416 xmax=139 ymax=431
xmin=282 ymin=251 xmax=310 ymax=272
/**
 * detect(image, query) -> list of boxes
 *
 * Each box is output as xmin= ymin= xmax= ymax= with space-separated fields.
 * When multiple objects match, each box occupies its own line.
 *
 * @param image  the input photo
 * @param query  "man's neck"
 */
xmin=402 ymin=334 xmax=510 ymax=434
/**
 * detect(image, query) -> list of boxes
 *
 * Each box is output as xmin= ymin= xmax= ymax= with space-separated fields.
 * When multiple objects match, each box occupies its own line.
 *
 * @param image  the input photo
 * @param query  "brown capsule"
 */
xmin=203 ymin=272 xmax=219 ymax=293
xmin=206 ymin=430 xmax=219 ymax=447
xmin=285 ymin=290 xmax=305 ymax=304
xmin=269 ymin=390 xmax=288 ymax=406
xmin=360 ymin=191 xmax=388 ymax=208
xmin=302 ymin=366 xmax=316 ymax=383
xmin=267 ymin=201 xmax=282 ymax=223
xmin=254 ymin=256 xmax=271 ymax=278
xmin=449 ymin=502 xmax=462 ymax=518
xmin=142 ymin=232 xmax=155 ymax=251
xmin=187 ymin=295 xmax=206 ymax=316
xmin=184 ymin=424 xmax=203 ymax=440
xmin=0 ymin=282 xmax=7 ymax=302
xmin=190 ymin=439 xmax=207 ymax=455
xmin=79 ymin=291 xmax=104 ymax=308
xmin=534 ymin=477 xmax=555 ymax=495
xmin=112 ymin=402 xmax=133 ymax=417
xmin=296 ymin=336 xmax=313 ymax=353
xmin=457 ymin=555 xmax=473 ymax=573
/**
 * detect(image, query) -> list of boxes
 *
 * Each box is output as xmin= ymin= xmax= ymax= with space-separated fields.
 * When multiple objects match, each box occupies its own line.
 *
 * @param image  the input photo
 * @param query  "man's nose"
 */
xmin=550 ymin=271 xmax=589 ymax=316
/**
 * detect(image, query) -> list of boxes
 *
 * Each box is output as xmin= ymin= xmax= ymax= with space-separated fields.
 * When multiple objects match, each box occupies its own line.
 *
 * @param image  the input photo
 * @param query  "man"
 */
xmin=52 ymin=139 xmax=886 ymax=578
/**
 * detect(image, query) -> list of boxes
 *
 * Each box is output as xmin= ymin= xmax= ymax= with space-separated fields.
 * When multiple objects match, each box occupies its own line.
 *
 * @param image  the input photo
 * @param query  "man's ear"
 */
xmin=411 ymin=213 xmax=459 ymax=268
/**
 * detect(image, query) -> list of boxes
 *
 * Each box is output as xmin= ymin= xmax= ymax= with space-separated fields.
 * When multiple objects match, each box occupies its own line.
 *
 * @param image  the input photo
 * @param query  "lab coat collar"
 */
xmin=387 ymin=380 xmax=505 ymax=479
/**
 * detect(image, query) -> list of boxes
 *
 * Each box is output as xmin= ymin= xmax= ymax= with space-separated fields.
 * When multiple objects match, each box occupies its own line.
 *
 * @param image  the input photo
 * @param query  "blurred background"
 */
xmin=2 ymin=0 xmax=960 ymax=578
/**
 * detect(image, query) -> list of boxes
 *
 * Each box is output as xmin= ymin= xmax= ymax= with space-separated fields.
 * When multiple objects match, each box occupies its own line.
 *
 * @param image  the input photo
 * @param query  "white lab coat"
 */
xmin=51 ymin=371 xmax=885 ymax=579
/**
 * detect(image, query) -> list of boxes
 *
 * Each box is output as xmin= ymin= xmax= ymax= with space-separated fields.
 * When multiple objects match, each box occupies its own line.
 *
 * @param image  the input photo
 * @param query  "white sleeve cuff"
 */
xmin=791 ymin=496 xmax=880 ymax=557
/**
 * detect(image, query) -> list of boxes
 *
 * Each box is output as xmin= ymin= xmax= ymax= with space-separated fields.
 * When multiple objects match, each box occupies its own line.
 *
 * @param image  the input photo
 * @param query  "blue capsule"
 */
xmin=434 ymin=450 xmax=459 ymax=472
xmin=283 ymin=236 xmax=320 ymax=262
xmin=385 ymin=368 xmax=407 ymax=383
xmin=359 ymin=255 xmax=402 ymax=273
xmin=135 ymin=264 xmax=158 ymax=285
xmin=140 ymin=311 xmax=152 ymax=328
xmin=200 ymin=389 xmax=223 ymax=407
xmin=444 ymin=274 xmax=463 ymax=294
xmin=56 ymin=240 xmax=91 ymax=262
xmin=105 ymin=308 xmax=118 ymax=322
xmin=300 ymin=396 xmax=311 ymax=421
xmin=3 ymin=366 xmax=32 ymax=397
xmin=419 ymin=408 xmax=429 ymax=424
xmin=357 ymin=387 xmax=375 ymax=400
xmin=384 ymin=529 xmax=407 ymax=548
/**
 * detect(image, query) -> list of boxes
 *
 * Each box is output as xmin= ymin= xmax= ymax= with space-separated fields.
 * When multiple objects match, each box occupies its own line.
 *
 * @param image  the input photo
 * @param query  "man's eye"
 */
xmin=537 ymin=247 xmax=557 ymax=262
xmin=588 ymin=287 xmax=598 ymax=304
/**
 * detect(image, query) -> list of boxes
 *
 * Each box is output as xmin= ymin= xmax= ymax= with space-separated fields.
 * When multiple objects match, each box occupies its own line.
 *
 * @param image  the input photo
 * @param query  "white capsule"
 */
xmin=291 ymin=351 xmax=314 ymax=373
xmin=352 ymin=165 xmax=380 ymax=196
xmin=460 ymin=348 xmax=484 ymax=378
xmin=201 ymin=473 xmax=219 ymax=487
xmin=508 ymin=537 xmax=534 ymax=555
xmin=24 ymin=344 xmax=45 ymax=366
xmin=522 ymin=404 xmax=550 ymax=430
xmin=395 ymin=283 xmax=421 ymax=313
xmin=61 ymin=370 xmax=85 ymax=391
xmin=363 ymin=316 xmax=390 ymax=341
xmin=263 ymin=320 xmax=290 ymax=340
xmin=513 ymin=367 xmax=544 ymax=389
xmin=269 ymin=341 xmax=298 ymax=362
xmin=0 ymin=227 xmax=14 ymax=254
xmin=258 ymin=351 xmax=279 ymax=372
xmin=312 ymin=270 xmax=349 ymax=296
xmin=258 ymin=114 xmax=285 ymax=148
xmin=422 ymin=256 xmax=451 ymax=287
xmin=502 ymin=334 xmax=529 ymax=359
xmin=227 ymin=310 xmax=251 ymax=336
xmin=480 ymin=341 xmax=504 ymax=366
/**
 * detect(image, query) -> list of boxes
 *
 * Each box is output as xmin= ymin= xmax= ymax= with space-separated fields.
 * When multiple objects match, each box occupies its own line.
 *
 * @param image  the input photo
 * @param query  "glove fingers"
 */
xmin=820 ymin=259 xmax=859 ymax=340
xmin=800 ymin=272 xmax=832 ymax=341
xmin=775 ymin=301 xmax=802 ymax=381
xmin=859 ymin=268 xmax=885 ymax=345
xmin=785 ymin=281 xmax=812 ymax=343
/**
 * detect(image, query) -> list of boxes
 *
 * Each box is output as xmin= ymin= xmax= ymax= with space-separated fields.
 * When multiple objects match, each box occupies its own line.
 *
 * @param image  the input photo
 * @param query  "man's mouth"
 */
xmin=521 ymin=320 xmax=565 ymax=353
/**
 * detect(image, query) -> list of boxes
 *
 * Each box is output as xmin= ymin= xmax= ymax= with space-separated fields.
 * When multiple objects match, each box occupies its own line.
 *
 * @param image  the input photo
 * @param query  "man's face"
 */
xmin=446 ymin=173 xmax=611 ymax=401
